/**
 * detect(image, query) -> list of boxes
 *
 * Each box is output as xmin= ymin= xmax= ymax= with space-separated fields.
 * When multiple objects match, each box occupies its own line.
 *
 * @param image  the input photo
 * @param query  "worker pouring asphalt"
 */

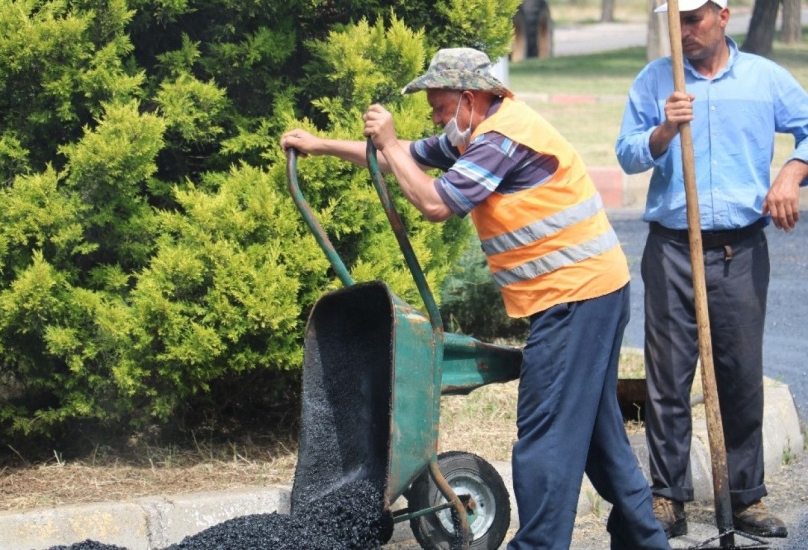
xmin=282 ymin=47 xmax=671 ymax=550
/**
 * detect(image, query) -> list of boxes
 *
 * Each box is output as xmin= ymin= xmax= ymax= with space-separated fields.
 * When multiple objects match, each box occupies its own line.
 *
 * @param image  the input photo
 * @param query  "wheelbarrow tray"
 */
xmin=290 ymin=280 xmax=524 ymax=515
xmin=286 ymin=144 xmax=523 ymax=548
xmin=291 ymin=280 xmax=439 ymax=511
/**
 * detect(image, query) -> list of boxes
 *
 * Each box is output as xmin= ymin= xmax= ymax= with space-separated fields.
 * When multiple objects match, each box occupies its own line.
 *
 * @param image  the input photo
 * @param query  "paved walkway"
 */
xmin=552 ymin=6 xmax=808 ymax=57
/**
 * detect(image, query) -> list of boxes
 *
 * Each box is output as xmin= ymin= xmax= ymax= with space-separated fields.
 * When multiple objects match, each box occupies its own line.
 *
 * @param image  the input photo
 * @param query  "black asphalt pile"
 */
xmin=47 ymin=542 xmax=127 ymax=550
xmin=165 ymin=478 xmax=392 ymax=550
xmin=47 ymin=479 xmax=393 ymax=550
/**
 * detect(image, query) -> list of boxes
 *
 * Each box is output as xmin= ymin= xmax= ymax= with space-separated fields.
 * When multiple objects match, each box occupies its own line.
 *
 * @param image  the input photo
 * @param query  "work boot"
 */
xmin=733 ymin=500 xmax=788 ymax=537
xmin=652 ymin=495 xmax=687 ymax=538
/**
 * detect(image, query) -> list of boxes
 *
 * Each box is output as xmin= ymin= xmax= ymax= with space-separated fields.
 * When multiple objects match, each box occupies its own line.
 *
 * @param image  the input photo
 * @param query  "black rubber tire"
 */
xmin=407 ymin=451 xmax=511 ymax=550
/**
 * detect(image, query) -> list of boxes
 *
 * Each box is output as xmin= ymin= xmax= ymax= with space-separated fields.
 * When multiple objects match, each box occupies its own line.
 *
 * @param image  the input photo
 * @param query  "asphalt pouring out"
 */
xmin=45 ymin=479 xmax=394 ymax=550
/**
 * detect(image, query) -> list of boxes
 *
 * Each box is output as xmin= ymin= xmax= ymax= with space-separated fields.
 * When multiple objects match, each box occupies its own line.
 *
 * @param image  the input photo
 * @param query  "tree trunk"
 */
xmin=741 ymin=0 xmax=780 ymax=56
xmin=601 ymin=0 xmax=615 ymax=23
xmin=647 ymin=0 xmax=670 ymax=61
xmin=781 ymin=0 xmax=802 ymax=44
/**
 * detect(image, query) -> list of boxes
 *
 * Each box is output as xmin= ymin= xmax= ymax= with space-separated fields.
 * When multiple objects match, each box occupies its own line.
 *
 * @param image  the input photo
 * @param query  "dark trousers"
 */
xmin=507 ymin=285 xmax=670 ymax=550
xmin=642 ymin=227 xmax=769 ymax=508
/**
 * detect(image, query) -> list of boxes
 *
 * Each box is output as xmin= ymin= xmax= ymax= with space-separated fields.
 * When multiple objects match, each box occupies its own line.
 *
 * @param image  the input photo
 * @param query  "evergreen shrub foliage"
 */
xmin=0 ymin=0 xmax=517 ymax=440
xmin=439 ymin=234 xmax=529 ymax=344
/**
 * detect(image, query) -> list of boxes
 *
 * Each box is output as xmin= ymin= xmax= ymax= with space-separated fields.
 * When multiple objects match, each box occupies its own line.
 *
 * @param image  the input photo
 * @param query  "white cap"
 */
xmin=654 ymin=0 xmax=727 ymax=13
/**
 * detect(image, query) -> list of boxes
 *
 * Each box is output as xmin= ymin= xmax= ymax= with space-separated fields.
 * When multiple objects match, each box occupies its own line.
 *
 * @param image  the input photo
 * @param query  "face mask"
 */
xmin=444 ymin=95 xmax=473 ymax=148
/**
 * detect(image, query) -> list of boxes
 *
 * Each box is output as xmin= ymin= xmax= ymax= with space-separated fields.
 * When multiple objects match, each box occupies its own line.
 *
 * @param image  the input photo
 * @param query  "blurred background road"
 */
xmin=553 ymin=6 xmax=808 ymax=56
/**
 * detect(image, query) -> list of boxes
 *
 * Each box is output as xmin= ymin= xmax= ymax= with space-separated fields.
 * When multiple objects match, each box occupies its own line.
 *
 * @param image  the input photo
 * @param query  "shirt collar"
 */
xmin=487 ymin=96 xmax=504 ymax=117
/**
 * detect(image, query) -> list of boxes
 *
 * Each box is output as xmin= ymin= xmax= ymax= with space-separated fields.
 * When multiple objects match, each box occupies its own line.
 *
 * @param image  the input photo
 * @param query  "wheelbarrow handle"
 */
xmin=365 ymin=139 xmax=444 ymax=335
xmin=285 ymin=147 xmax=355 ymax=287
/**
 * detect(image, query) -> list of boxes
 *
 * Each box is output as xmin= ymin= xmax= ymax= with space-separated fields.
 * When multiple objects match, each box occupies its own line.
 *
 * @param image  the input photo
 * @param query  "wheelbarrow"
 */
xmin=285 ymin=140 xmax=523 ymax=549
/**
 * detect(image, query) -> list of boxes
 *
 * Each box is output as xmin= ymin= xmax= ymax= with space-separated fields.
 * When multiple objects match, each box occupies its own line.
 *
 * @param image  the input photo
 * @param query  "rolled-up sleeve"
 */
xmin=616 ymin=62 xmax=672 ymax=175
xmin=616 ymin=122 xmax=660 ymax=175
xmin=772 ymin=66 xmax=808 ymax=180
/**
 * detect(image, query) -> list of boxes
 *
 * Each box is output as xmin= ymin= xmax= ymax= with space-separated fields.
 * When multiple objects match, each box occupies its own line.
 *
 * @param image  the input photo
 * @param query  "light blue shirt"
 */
xmin=615 ymin=37 xmax=808 ymax=230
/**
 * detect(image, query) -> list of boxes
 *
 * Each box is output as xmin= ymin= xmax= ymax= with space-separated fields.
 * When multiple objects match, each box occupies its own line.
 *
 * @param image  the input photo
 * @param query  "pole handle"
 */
xmin=665 ymin=2 xmax=734 ymax=542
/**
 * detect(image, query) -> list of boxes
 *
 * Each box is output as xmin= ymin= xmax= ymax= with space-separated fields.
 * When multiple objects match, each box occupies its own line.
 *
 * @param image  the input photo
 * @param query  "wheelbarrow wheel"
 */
xmin=407 ymin=451 xmax=511 ymax=550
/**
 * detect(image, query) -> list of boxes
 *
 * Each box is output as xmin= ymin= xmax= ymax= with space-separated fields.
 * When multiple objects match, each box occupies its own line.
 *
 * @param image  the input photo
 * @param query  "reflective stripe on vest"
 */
xmin=491 ymin=229 xmax=621 ymax=287
xmin=480 ymin=194 xmax=604 ymax=256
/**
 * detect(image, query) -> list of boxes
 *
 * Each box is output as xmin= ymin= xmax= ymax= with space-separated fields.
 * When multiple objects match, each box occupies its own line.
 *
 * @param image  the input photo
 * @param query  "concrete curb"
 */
xmin=0 ymin=381 xmax=802 ymax=550
xmin=0 ymin=487 xmax=292 ymax=550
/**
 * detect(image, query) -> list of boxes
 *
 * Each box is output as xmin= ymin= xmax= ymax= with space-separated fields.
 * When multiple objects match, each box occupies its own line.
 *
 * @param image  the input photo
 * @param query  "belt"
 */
xmin=649 ymin=218 xmax=766 ymax=249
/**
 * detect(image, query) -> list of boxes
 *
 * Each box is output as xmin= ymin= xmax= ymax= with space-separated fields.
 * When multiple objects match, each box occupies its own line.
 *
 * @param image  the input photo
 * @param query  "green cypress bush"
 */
xmin=0 ymin=0 xmax=518 ymax=442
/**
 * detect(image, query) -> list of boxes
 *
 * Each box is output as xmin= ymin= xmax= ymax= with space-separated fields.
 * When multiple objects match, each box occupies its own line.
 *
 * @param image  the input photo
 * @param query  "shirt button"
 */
xmin=711 ymin=106 xmax=716 ymax=111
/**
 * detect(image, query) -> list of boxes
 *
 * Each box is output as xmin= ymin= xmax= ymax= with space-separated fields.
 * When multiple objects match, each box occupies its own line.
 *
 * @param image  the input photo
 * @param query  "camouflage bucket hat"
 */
xmin=402 ymin=48 xmax=513 ymax=98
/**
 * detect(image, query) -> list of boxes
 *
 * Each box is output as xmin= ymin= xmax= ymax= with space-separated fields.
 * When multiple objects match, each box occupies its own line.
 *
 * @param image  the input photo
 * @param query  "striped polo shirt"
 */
xmin=409 ymin=99 xmax=560 ymax=217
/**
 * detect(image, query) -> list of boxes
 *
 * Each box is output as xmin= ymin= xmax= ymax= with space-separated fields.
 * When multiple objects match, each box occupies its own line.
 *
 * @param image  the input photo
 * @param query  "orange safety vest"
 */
xmin=468 ymin=97 xmax=629 ymax=318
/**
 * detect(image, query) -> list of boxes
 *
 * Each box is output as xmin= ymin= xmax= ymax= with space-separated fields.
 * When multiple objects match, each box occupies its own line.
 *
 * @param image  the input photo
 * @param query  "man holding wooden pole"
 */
xmin=616 ymin=0 xmax=808 ymax=540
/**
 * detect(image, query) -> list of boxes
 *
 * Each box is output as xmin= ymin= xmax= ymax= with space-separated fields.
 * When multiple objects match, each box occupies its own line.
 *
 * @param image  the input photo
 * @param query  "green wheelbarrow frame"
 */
xmin=286 ymin=141 xmax=522 ymax=549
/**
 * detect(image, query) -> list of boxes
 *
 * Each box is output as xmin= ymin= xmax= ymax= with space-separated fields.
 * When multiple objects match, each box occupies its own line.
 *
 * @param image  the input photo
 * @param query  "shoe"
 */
xmin=652 ymin=495 xmax=687 ymax=538
xmin=733 ymin=500 xmax=788 ymax=538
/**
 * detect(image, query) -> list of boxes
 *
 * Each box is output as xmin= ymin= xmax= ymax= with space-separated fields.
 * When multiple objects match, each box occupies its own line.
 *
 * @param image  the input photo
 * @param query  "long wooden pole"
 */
xmin=664 ymin=1 xmax=735 ymax=545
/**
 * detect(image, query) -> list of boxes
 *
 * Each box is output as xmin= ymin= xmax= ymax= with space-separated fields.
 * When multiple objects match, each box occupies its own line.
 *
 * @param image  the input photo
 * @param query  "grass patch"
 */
xmin=510 ymin=47 xmax=647 ymax=96
xmin=509 ymin=49 xmax=647 ymax=166
xmin=523 ymin=101 xmax=627 ymax=166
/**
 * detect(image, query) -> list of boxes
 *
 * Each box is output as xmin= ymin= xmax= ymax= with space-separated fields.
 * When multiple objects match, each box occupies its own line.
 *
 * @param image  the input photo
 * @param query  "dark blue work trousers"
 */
xmin=642 ymin=228 xmax=769 ymax=508
xmin=507 ymin=284 xmax=670 ymax=550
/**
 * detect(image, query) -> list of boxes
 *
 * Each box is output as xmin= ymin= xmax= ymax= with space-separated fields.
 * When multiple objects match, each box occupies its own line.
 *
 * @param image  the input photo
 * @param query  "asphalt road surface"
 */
xmin=609 ymin=213 xmax=808 ymax=424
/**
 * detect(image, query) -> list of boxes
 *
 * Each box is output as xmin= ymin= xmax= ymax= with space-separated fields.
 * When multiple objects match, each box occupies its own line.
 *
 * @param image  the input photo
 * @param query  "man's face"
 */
xmin=426 ymin=89 xmax=466 ymax=127
xmin=680 ymin=3 xmax=729 ymax=61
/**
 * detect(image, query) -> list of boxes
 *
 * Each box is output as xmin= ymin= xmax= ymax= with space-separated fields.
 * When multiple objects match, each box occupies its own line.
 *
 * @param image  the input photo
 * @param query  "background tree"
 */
xmin=601 ymin=0 xmax=615 ymax=22
xmin=742 ymin=0 xmax=781 ymax=55
xmin=646 ymin=0 xmax=671 ymax=61
xmin=781 ymin=0 xmax=802 ymax=44
xmin=0 ymin=0 xmax=518 ymax=446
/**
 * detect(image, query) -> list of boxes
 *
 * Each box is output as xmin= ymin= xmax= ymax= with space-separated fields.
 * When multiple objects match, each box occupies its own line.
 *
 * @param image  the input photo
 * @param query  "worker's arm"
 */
xmin=280 ymin=129 xmax=412 ymax=173
xmin=764 ymin=160 xmax=808 ymax=231
xmin=363 ymin=104 xmax=453 ymax=222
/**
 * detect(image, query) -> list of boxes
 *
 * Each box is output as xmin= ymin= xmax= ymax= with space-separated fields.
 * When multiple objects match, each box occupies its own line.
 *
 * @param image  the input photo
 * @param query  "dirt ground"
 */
xmin=568 ymin=452 xmax=808 ymax=549
xmin=0 ymin=433 xmax=300 ymax=513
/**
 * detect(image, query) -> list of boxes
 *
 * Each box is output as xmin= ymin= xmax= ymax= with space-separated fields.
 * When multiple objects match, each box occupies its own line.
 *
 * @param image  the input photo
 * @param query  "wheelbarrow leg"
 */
xmin=428 ymin=458 xmax=471 ymax=549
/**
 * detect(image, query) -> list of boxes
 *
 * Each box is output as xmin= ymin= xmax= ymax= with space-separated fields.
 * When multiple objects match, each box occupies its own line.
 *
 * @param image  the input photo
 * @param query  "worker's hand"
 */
xmin=662 ymin=91 xmax=695 ymax=132
xmin=649 ymin=92 xmax=696 ymax=158
xmin=763 ymin=161 xmax=806 ymax=231
xmin=280 ymin=129 xmax=320 ymax=157
xmin=363 ymin=104 xmax=398 ymax=152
